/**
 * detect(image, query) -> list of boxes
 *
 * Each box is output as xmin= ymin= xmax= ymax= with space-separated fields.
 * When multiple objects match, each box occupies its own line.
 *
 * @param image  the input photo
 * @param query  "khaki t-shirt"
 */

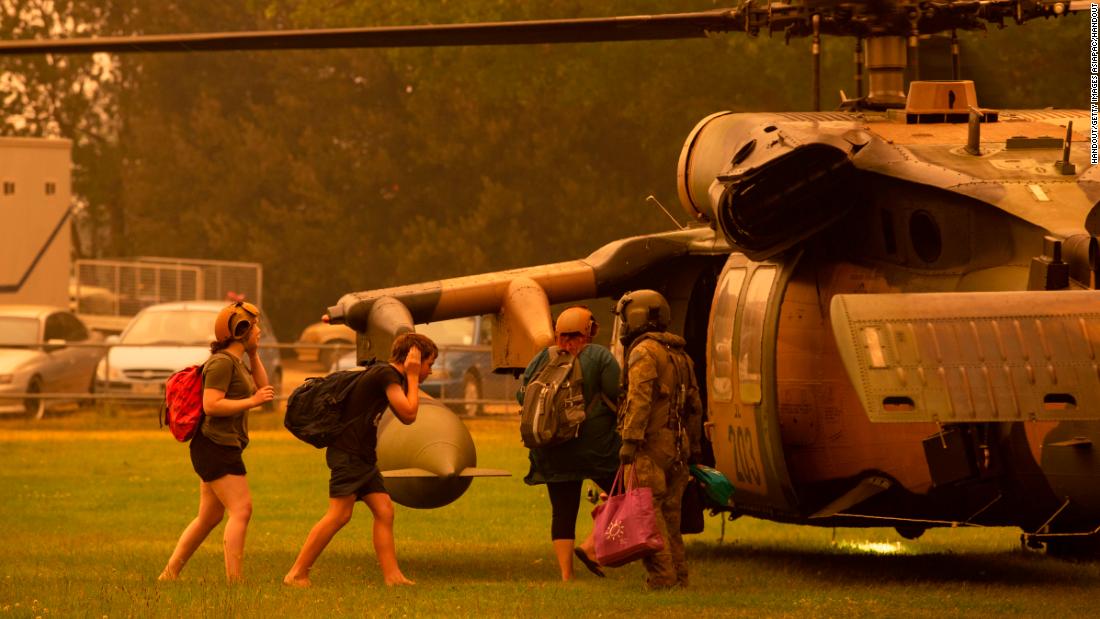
xmin=201 ymin=352 xmax=256 ymax=448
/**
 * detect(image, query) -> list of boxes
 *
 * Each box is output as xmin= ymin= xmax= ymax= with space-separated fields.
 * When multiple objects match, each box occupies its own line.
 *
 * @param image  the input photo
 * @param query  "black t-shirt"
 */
xmin=330 ymin=364 xmax=405 ymax=462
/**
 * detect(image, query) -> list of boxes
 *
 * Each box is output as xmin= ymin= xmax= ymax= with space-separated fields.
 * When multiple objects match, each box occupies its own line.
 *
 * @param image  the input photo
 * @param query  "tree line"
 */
xmin=1 ymin=0 xmax=1088 ymax=336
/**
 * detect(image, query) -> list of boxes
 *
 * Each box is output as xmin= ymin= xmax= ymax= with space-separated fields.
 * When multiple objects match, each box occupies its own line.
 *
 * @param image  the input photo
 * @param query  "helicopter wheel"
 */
xmin=1043 ymin=534 xmax=1100 ymax=561
xmin=895 ymin=525 xmax=926 ymax=540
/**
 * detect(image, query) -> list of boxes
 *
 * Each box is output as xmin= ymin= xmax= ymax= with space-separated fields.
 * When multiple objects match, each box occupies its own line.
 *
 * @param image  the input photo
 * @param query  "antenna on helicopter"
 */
xmin=646 ymin=195 xmax=686 ymax=230
xmin=966 ymin=106 xmax=983 ymax=156
xmin=1056 ymin=121 xmax=1076 ymax=175
xmin=811 ymin=14 xmax=821 ymax=112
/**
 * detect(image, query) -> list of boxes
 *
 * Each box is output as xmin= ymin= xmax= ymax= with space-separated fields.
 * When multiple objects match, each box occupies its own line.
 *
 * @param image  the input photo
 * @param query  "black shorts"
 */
xmin=327 ymin=447 xmax=387 ymax=499
xmin=189 ymin=430 xmax=247 ymax=482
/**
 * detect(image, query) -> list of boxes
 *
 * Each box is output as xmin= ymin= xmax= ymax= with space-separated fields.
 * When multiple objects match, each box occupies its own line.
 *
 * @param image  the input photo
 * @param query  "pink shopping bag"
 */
xmin=592 ymin=465 xmax=665 ymax=567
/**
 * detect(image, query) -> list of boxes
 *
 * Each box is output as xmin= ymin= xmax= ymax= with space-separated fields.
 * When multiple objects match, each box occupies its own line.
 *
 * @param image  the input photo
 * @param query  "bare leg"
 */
xmin=553 ymin=539 xmax=575 ymax=581
xmin=363 ymin=493 xmax=414 ymax=586
xmin=208 ymin=474 xmax=252 ymax=583
xmin=283 ymin=496 xmax=356 ymax=587
xmin=159 ymin=481 xmax=225 ymax=580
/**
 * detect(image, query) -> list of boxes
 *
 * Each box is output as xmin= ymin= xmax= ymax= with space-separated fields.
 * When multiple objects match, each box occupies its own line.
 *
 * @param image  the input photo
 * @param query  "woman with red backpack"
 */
xmin=158 ymin=301 xmax=275 ymax=583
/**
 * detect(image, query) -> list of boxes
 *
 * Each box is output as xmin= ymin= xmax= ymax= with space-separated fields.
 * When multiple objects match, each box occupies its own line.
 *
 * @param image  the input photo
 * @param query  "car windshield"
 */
xmin=0 ymin=317 xmax=39 ymax=347
xmin=416 ymin=317 xmax=476 ymax=345
xmin=121 ymin=309 xmax=218 ymax=345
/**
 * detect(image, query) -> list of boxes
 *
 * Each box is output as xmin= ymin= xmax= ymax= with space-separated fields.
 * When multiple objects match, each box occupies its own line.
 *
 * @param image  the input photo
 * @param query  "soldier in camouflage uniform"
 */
xmin=613 ymin=289 xmax=704 ymax=589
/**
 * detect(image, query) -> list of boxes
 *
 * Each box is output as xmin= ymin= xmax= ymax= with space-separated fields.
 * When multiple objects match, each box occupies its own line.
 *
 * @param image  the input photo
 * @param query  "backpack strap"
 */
xmin=195 ymin=351 xmax=235 ymax=431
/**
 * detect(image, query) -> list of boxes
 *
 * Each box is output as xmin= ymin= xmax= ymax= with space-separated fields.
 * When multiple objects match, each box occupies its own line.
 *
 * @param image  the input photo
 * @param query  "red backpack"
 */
xmin=162 ymin=364 xmax=205 ymax=441
xmin=163 ymin=352 xmax=230 ymax=441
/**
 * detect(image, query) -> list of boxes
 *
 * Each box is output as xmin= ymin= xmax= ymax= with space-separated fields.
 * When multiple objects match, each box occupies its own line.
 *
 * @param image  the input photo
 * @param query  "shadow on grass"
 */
xmin=691 ymin=542 xmax=1100 ymax=586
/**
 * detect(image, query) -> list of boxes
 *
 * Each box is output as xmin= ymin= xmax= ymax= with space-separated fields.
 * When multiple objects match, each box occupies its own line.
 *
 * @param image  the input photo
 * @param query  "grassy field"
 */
xmin=1 ymin=409 xmax=1099 ymax=618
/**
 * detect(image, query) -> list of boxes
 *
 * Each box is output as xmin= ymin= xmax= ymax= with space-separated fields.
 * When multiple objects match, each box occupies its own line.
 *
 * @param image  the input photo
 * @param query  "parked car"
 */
xmin=96 ymin=301 xmax=283 ymax=409
xmin=295 ymin=321 xmax=356 ymax=367
xmin=330 ymin=315 xmax=518 ymax=415
xmin=0 ymin=305 xmax=104 ymax=419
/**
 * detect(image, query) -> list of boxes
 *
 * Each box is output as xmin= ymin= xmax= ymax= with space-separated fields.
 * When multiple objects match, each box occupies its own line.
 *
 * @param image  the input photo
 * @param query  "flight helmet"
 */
xmin=614 ymin=289 xmax=670 ymax=343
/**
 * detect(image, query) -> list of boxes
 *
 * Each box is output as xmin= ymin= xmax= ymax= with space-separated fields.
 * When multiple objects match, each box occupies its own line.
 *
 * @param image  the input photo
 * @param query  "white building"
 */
xmin=0 ymin=137 xmax=72 ymax=307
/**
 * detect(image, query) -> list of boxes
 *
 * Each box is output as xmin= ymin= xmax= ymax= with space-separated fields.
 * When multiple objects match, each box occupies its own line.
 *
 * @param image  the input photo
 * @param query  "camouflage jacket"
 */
xmin=617 ymin=331 xmax=703 ymax=465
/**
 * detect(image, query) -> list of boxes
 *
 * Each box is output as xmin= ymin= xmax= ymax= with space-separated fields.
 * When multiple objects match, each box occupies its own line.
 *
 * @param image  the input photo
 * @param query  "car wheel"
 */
xmin=24 ymin=377 xmax=45 ymax=420
xmin=263 ymin=367 xmax=283 ymax=412
xmin=462 ymin=372 xmax=482 ymax=416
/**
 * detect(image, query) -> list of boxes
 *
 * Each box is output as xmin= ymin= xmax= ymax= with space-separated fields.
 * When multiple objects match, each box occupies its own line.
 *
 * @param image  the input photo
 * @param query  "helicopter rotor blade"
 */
xmin=0 ymin=1 xmax=1086 ymax=57
xmin=0 ymin=9 xmax=741 ymax=56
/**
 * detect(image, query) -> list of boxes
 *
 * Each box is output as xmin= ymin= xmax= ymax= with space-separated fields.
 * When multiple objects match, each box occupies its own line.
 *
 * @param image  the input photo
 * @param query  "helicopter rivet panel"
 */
xmin=830 ymin=291 xmax=1100 ymax=425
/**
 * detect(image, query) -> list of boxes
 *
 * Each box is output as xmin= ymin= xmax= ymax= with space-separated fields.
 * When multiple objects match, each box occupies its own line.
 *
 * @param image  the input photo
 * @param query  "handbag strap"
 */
xmin=625 ymin=461 xmax=641 ymax=491
xmin=609 ymin=463 xmax=643 ymax=496
xmin=609 ymin=465 xmax=625 ymax=496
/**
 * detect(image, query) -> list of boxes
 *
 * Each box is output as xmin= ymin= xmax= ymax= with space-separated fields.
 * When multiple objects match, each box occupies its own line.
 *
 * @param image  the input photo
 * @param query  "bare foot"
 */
xmin=384 ymin=573 xmax=415 ymax=586
xmin=157 ymin=566 xmax=179 ymax=581
xmin=283 ymin=574 xmax=312 ymax=588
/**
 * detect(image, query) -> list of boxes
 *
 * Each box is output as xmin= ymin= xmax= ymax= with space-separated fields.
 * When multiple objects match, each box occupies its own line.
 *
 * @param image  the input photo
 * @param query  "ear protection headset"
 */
xmin=214 ymin=301 xmax=260 ymax=341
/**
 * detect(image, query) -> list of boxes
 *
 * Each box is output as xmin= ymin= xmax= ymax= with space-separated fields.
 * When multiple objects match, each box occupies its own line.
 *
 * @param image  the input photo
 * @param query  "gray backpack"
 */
xmin=520 ymin=346 xmax=586 ymax=448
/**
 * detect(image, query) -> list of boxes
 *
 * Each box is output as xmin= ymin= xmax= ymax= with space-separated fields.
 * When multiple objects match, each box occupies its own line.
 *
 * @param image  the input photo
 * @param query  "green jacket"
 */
xmin=518 ymin=344 xmax=622 ymax=484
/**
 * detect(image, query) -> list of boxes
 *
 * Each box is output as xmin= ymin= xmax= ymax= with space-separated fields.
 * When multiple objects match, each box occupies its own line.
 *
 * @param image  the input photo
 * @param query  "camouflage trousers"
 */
xmin=629 ymin=452 xmax=690 ymax=589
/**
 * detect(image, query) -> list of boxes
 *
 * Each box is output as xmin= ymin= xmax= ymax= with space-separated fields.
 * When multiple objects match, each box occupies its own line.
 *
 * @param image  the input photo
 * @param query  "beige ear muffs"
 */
xmin=215 ymin=301 xmax=260 ymax=341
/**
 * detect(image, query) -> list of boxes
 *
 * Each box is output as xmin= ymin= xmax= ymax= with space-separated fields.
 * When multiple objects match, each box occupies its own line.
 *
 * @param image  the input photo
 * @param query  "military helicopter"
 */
xmin=5 ymin=1 xmax=1099 ymax=554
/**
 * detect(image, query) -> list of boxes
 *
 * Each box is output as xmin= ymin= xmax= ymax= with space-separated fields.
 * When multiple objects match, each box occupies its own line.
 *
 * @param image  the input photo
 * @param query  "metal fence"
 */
xmin=135 ymin=257 xmax=263 ymax=307
xmin=72 ymin=258 xmax=263 ymax=331
xmin=0 ymin=341 xmax=522 ymax=416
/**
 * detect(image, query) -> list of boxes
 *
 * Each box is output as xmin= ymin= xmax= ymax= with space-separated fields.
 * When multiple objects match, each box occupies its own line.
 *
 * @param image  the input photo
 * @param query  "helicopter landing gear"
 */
xmin=1040 ymin=535 xmax=1100 ymax=561
xmin=895 ymin=525 xmax=926 ymax=540
xmin=1020 ymin=529 xmax=1100 ymax=561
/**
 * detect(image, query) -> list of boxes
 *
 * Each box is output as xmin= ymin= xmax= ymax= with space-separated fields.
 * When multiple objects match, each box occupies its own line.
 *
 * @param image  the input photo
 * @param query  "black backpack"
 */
xmin=284 ymin=366 xmax=374 ymax=448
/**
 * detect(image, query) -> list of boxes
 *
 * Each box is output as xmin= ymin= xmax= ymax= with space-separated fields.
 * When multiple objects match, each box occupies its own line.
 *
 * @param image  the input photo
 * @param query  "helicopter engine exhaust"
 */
xmin=677 ymin=112 xmax=867 ymax=260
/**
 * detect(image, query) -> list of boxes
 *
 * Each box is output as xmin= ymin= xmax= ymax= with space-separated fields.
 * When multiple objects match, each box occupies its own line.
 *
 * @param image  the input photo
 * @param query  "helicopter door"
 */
xmin=707 ymin=253 xmax=799 ymax=514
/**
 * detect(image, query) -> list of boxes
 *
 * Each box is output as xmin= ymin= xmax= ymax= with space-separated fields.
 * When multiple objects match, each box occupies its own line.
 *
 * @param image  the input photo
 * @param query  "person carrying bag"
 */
xmin=592 ymin=465 xmax=665 ymax=567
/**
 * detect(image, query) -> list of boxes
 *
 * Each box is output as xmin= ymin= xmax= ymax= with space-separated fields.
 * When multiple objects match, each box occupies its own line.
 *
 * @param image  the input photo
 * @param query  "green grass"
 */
xmin=1 ymin=410 xmax=1099 ymax=617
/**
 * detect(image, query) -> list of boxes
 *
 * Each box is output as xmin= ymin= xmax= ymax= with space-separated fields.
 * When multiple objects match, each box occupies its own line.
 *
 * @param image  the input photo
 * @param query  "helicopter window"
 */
xmin=709 ymin=267 xmax=747 ymax=403
xmin=739 ymin=266 xmax=776 ymax=405
xmin=909 ymin=210 xmax=943 ymax=264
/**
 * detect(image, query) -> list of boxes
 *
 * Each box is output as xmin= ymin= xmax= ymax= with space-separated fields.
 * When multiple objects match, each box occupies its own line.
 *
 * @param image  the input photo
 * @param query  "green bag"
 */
xmin=689 ymin=464 xmax=735 ymax=508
